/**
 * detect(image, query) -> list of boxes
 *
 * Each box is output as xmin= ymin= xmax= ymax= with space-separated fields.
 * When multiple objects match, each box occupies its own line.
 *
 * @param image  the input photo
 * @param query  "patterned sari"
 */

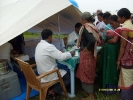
xmin=76 ymin=50 xmax=96 ymax=84
xmin=118 ymin=19 xmax=133 ymax=100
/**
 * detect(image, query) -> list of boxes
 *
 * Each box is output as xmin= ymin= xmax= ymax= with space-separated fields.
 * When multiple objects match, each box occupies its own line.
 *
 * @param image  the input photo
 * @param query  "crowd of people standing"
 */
xmin=59 ymin=8 xmax=132 ymax=100
xmin=76 ymin=8 xmax=133 ymax=100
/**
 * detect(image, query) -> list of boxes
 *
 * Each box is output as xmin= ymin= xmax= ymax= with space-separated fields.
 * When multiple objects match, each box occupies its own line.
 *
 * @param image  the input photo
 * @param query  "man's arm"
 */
xmin=48 ymin=45 xmax=74 ymax=61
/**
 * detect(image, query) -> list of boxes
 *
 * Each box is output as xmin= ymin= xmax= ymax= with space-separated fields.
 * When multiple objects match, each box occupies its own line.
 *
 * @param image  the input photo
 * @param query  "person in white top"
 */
xmin=0 ymin=42 xmax=14 ymax=70
xmin=35 ymin=29 xmax=75 ymax=96
xmin=94 ymin=9 xmax=102 ymax=26
xmin=67 ymin=23 xmax=82 ymax=46
xmin=96 ymin=12 xmax=105 ymax=36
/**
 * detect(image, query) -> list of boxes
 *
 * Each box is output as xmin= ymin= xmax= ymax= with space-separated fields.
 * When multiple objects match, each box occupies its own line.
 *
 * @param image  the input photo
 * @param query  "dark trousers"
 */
xmin=53 ymin=72 xmax=70 ymax=94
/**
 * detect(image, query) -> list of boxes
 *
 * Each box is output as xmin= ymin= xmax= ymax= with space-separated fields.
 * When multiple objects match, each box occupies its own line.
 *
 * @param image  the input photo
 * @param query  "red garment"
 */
xmin=105 ymin=27 xmax=121 ymax=37
xmin=76 ymin=50 xmax=96 ymax=84
xmin=121 ymin=38 xmax=133 ymax=68
xmin=106 ymin=30 xmax=115 ymax=37
xmin=114 ymin=28 xmax=122 ymax=36
xmin=119 ymin=28 xmax=133 ymax=68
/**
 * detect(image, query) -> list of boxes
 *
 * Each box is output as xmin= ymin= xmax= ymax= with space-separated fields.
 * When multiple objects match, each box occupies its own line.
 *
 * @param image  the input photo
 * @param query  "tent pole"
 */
xmin=58 ymin=14 xmax=61 ymax=33
xmin=57 ymin=14 xmax=62 ymax=51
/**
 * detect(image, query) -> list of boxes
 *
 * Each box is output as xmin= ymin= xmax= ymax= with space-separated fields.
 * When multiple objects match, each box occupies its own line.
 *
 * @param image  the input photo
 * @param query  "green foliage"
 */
xmin=52 ymin=34 xmax=68 ymax=39
xmin=23 ymin=31 xmax=41 ymax=39
xmin=23 ymin=31 xmax=32 ymax=35
xmin=23 ymin=31 xmax=68 ymax=39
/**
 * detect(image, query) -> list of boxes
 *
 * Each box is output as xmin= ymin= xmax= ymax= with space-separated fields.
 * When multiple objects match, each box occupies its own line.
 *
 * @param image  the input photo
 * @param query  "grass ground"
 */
xmin=24 ymin=33 xmax=67 ymax=39
xmin=29 ymin=78 xmax=120 ymax=100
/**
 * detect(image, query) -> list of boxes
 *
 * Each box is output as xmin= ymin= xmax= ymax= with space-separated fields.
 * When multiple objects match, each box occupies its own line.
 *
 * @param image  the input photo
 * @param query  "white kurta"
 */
xmin=67 ymin=31 xmax=78 ymax=45
xmin=35 ymin=40 xmax=72 ymax=83
xmin=96 ymin=21 xmax=105 ymax=35
xmin=94 ymin=16 xmax=99 ymax=26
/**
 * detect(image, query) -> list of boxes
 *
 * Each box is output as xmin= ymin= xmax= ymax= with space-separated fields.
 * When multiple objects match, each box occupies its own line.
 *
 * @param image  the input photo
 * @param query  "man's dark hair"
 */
xmin=41 ymin=29 xmax=53 ymax=40
xmin=75 ymin=23 xmax=82 ymax=28
xmin=117 ymin=8 xmax=131 ymax=19
xmin=109 ymin=15 xmax=118 ymax=22
xmin=103 ymin=12 xmax=111 ymax=19
xmin=97 ymin=12 xmax=103 ymax=17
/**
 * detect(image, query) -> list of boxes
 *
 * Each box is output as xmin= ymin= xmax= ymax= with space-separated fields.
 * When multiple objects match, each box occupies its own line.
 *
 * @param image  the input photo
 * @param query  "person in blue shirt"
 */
xmin=100 ymin=12 xmax=113 ymax=40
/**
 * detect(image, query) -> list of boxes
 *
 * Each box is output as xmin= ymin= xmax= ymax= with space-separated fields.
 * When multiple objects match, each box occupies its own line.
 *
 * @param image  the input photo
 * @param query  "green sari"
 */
xmin=98 ymin=42 xmax=120 ymax=89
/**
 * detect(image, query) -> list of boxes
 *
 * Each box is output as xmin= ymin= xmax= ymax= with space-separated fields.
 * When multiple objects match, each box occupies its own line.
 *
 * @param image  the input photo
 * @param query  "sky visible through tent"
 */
xmin=70 ymin=0 xmax=133 ymax=14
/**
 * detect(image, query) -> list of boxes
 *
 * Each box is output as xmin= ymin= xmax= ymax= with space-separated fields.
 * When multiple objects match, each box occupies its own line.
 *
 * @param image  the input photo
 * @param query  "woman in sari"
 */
xmin=98 ymin=15 xmax=121 ymax=93
xmin=76 ymin=12 xmax=101 ymax=100
xmin=100 ymin=12 xmax=113 ymax=40
xmin=117 ymin=8 xmax=133 ymax=100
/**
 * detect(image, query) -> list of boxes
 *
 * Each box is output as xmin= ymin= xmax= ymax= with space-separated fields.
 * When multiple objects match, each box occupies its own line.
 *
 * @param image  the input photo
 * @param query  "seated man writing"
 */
xmin=35 ymin=29 xmax=75 ymax=99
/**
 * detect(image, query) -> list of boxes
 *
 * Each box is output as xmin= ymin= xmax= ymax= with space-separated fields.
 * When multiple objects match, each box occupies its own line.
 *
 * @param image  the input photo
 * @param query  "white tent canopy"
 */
xmin=0 ymin=0 xmax=82 ymax=46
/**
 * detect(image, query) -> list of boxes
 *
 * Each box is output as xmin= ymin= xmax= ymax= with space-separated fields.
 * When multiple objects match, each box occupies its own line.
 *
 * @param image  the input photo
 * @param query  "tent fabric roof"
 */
xmin=0 ymin=0 xmax=82 ymax=46
xmin=29 ymin=6 xmax=81 ymax=34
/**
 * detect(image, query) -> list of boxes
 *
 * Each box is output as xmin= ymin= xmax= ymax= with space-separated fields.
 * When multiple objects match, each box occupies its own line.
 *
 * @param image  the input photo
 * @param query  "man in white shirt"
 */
xmin=94 ymin=9 xmax=102 ymax=26
xmin=67 ymin=23 xmax=82 ymax=46
xmin=35 ymin=29 xmax=75 ymax=96
xmin=0 ymin=42 xmax=14 ymax=70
